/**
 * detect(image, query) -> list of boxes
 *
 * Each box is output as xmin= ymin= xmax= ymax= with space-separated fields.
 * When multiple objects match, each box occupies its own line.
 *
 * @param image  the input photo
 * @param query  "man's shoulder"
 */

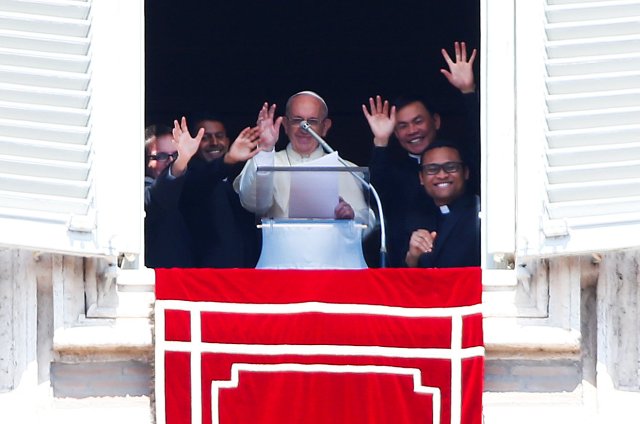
xmin=455 ymin=193 xmax=480 ymax=211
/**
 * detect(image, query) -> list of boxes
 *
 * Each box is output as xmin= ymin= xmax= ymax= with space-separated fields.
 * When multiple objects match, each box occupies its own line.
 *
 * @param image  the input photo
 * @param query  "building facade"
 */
xmin=1 ymin=0 xmax=639 ymax=419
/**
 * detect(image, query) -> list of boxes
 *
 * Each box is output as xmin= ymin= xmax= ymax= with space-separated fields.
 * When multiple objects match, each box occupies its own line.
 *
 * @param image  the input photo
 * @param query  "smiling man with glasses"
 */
xmin=402 ymin=139 xmax=480 ymax=268
xmin=232 ymin=91 xmax=376 ymax=268
xmin=361 ymin=41 xmax=480 ymax=267
xmin=233 ymin=90 xmax=370 ymax=223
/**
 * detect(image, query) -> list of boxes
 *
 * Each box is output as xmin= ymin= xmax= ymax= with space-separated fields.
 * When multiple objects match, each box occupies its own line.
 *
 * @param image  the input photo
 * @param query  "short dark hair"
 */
xmin=420 ymin=139 xmax=467 ymax=166
xmin=189 ymin=111 xmax=226 ymax=129
xmin=392 ymin=94 xmax=439 ymax=116
xmin=145 ymin=124 xmax=172 ymax=144
xmin=144 ymin=124 xmax=173 ymax=169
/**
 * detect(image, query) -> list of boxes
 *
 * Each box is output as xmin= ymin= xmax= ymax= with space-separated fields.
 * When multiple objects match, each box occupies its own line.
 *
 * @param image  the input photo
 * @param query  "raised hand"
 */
xmin=255 ymin=102 xmax=283 ymax=152
xmin=170 ymin=116 xmax=204 ymax=176
xmin=224 ymin=126 xmax=261 ymax=165
xmin=440 ymin=41 xmax=477 ymax=94
xmin=334 ymin=196 xmax=355 ymax=220
xmin=405 ymin=229 xmax=438 ymax=267
xmin=361 ymin=95 xmax=396 ymax=147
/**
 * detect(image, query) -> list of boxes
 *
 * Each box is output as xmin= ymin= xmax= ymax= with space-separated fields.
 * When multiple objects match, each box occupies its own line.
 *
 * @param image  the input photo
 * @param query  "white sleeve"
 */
xmin=233 ymin=149 xmax=275 ymax=214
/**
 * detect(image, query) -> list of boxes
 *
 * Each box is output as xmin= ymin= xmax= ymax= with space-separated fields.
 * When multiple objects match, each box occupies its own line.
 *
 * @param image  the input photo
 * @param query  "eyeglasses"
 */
xmin=421 ymin=161 xmax=464 ymax=175
xmin=148 ymin=152 xmax=178 ymax=161
xmin=287 ymin=117 xmax=323 ymax=127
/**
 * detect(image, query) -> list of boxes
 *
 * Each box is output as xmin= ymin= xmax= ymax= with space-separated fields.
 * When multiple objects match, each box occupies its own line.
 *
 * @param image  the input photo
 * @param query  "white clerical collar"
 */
xmin=286 ymin=143 xmax=324 ymax=162
xmin=408 ymin=153 xmax=421 ymax=162
xmin=439 ymin=205 xmax=450 ymax=214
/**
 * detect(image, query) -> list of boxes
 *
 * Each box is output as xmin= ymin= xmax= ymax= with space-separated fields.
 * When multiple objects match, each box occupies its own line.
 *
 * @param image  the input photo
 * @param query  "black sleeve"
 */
xmin=186 ymin=155 xmax=235 ymax=183
xmin=461 ymin=91 xmax=481 ymax=196
xmin=369 ymin=146 xmax=395 ymax=205
xmin=144 ymin=170 xmax=187 ymax=212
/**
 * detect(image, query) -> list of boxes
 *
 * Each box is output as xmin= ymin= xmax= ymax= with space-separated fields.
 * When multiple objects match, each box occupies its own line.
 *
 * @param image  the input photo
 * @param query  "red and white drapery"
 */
xmin=155 ymin=268 xmax=483 ymax=424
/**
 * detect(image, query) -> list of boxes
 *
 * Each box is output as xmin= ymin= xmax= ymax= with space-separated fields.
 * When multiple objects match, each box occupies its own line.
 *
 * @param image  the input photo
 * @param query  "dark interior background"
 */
xmin=145 ymin=0 xmax=480 ymax=166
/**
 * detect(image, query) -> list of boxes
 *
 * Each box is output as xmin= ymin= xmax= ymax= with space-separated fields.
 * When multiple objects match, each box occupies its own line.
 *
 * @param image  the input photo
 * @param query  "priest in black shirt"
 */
xmin=362 ymin=41 xmax=479 ymax=267
xmin=403 ymin=139 xmax=480 ymax=268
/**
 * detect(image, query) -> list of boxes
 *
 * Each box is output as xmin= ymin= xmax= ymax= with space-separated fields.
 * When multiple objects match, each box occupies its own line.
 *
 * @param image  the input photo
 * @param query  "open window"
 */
xmin=144 ymin=1 xmax=481 ymax=270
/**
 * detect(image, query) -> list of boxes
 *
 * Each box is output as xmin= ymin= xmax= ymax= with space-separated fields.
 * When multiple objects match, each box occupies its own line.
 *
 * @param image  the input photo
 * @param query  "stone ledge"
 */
xmin=116 ymin=268 xmax=155 ymax=292
xmin=484 ymin=319 xmax=580 ymax=359
xmin=53 ymin=318 xmax=153 ymax=362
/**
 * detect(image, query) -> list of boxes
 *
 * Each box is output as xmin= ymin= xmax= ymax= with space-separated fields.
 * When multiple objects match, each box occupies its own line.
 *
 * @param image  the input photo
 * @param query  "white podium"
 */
xmin=252 ymin=164 xmax=372 ymax=269
xmin=256 ymin=219 xmax=368 ymax=269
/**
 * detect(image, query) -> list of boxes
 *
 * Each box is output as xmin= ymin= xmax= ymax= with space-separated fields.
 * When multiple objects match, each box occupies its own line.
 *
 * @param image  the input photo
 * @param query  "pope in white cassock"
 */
xmin=233 ymin=91 xmax=374 ymax=268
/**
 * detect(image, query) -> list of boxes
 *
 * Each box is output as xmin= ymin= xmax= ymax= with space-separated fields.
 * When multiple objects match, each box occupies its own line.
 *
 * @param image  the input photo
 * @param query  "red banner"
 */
xmin=155 ymin=268 xmax=483 ymax=424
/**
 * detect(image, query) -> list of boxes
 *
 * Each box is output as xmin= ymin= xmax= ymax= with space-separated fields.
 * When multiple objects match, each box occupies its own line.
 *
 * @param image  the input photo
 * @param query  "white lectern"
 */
xmin=253 ymin=166 xmax=371 ymax=269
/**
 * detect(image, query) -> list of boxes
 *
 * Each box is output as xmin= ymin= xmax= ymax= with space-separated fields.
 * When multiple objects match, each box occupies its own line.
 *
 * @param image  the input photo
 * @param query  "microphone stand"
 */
xmin=300 ymin=121 xmax=388 ymax=268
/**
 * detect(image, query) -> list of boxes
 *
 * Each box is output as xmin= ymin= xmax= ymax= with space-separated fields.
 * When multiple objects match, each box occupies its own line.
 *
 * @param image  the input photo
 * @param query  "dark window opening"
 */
xmin=144 ymin=0 xmax=480 ymax=268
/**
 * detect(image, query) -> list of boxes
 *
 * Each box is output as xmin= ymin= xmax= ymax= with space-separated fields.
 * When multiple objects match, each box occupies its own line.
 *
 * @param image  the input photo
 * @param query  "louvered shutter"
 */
xmin=0 ymin=0 xmax=143 ymax=258
xmin=517 ymin=0 xmax=640 ymax=258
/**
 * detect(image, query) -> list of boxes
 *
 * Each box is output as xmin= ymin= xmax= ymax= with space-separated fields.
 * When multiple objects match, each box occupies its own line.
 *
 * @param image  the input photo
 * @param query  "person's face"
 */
xmin=147 ymin=134 xmax=176 ymax=179
xmin=394 ymin=101 xmax=441 ymax=155
xmin=419 ymin=146 xmax=468 ymax=206
xmin=283 ymin=95 xmax=332 ymax=156
xmin=197 ymin=120 xmax=229 ymax=162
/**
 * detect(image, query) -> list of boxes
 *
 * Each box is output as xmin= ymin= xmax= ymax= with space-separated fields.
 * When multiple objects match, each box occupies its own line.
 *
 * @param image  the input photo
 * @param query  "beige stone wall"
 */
xmin=3 ymin=245 xmax=640 ymax=408
xmin=0 ymin=249 xmax=85 ymax=392
xmin=596 ymin=249 xmax=640 ymax=391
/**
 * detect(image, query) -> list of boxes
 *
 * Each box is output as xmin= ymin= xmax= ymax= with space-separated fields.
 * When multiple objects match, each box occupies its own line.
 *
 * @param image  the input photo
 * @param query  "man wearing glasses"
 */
xmin=145 ymin=125 xmax=179 ymax=180
xmin=362 ymin=42 xmax=479 ymax=267
xmin=233 ymin=91 xmax=374 ymax=268
xmin=403 ymin=140 xmax=480 ymax=268
xmin=233 ymin=91 xmax=369 ymax=223
xmin=144 ymin=124 xmax=194 ymax=268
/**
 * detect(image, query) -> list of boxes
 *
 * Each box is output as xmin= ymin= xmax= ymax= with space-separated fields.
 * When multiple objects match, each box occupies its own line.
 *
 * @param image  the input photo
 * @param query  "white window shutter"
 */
xmin=517 ymin=0 xmax=640 ymax=258
xmin=0 ymin=0 xmax=143 ymax=258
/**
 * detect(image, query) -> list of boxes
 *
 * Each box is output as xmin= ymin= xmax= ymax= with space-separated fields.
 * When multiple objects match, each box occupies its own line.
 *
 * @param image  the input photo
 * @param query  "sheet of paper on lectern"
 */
xmin=288 ymin=151 xmax=339 ymax=219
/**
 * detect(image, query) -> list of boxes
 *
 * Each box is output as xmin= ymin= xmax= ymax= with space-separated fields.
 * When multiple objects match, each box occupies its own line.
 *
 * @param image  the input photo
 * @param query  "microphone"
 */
xmin=300 ymin=121 xmax=336 ymax=155
xmin=300 ymin=120 xmax=388 ymax=268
